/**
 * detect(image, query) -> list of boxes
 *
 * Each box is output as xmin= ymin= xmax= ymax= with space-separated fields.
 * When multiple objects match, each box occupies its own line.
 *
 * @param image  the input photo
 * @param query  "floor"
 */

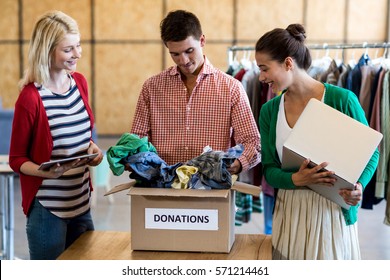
xmin=9 ymin=137 xmax=390 ymax=260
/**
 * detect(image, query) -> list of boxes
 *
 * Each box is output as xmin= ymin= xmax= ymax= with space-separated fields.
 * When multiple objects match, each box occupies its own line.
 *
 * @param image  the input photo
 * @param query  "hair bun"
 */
xmin=286 ymin=23 xmax=306 ymax=42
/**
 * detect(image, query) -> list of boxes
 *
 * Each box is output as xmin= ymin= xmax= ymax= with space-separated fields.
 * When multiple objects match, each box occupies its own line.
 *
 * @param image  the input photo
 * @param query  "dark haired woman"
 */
xmin=256 ymin=23 xmax=379 ymax=259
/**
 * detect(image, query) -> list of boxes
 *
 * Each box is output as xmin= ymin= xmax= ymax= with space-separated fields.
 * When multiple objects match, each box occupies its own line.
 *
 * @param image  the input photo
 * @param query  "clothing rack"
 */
xmin=227 ymin=42 xmax=390 ymax=66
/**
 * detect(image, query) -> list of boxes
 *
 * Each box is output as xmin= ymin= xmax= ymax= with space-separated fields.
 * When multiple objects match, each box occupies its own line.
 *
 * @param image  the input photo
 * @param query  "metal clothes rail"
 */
xmin=227 ymin=42 xmax=390 ymax=65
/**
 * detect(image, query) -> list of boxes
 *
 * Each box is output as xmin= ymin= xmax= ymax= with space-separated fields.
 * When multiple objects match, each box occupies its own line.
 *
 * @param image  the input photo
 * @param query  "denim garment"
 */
xmin=26 ymin=198 xmax=94 ymax=260
xmin=185 ymin=144 xmax=244 ymax=189
xmin=189 ymin=173 xmax=211 ymax=189
xmin=125 ymin=151 xmax=182 ymax=188
xmin=106 ymin=133 xmax=157 ymax=175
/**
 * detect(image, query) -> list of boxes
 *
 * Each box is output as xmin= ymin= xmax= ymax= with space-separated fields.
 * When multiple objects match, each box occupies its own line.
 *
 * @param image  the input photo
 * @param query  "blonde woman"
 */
xmin=9 ymin=11 xmax=103 ymax=259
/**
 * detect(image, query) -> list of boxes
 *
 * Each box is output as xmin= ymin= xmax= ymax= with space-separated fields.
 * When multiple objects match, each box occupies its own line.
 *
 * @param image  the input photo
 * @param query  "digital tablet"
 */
xmin=38 ymin=153 xmax=98 ymax=171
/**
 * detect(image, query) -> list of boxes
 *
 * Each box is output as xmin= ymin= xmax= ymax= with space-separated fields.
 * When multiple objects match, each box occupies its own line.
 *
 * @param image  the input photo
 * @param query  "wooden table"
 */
xmin=0 ymin=155 xmax=15 ymax=260
xmin=58 ymin=231 xmax=272 ymax=260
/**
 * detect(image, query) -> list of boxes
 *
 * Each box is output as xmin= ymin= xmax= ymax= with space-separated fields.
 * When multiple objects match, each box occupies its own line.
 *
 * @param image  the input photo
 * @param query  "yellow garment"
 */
xmin=231 ymin=174 xmax=238 ymax=185
xmin=171 ymin=165 xmax=199 ymax=189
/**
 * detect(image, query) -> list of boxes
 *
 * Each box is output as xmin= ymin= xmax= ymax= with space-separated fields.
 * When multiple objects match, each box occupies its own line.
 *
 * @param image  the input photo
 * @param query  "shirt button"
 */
xmin=184 ymin=146 xmax=189 ymax=150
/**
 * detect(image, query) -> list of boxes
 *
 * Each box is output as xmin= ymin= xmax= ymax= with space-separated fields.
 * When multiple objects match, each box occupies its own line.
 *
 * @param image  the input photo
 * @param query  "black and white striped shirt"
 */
xmin=36 ymin=75 xmax=92 ymax=219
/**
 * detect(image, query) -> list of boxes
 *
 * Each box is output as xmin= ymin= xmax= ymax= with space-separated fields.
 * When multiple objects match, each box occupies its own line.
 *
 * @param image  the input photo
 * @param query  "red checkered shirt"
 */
xmin=131 ymin=57 xmax=261 ymax=171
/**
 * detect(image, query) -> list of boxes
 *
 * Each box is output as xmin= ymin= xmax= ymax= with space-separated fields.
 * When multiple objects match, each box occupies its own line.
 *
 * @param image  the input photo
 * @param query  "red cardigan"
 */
xmin=9 ymin=72 xmax=95 ymax=216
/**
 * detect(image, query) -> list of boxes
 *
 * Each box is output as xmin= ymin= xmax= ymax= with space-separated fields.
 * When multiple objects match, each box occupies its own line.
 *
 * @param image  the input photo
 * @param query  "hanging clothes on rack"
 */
xmin=226 ymin=48 xmax=276 ymax=232
xmin=226 ymin=53 xmax=260 ymax=225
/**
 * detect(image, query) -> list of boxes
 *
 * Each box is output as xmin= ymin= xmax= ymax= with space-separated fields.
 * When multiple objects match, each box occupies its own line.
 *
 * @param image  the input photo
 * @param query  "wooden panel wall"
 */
xmin=0 ymin=0 xmax=388 ymax=135
xmin=0 ymin=0 xmax=19 ymax=109
xmin=237 ymin=0 xmax=305 ymax=41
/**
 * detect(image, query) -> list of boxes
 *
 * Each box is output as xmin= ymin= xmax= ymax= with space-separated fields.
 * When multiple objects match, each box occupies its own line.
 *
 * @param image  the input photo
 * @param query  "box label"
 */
xmin=145 ymin=208 xmax=218 ymax=231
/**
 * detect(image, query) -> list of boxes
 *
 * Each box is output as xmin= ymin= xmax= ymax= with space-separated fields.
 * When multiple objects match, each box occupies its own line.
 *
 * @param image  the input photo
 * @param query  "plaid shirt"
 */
xmin=131 ymin=57 xmax=260 ymax=171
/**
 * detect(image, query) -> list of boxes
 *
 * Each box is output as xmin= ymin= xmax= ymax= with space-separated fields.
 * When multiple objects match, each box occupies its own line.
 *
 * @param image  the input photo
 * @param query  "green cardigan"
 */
xmin=259 ymin=83 xmax=380 ymax=225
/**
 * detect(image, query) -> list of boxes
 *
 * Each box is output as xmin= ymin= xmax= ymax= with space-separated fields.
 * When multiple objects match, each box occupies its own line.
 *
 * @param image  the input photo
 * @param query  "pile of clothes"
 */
xmin=106 ymin=133 xmax=243 ymax=190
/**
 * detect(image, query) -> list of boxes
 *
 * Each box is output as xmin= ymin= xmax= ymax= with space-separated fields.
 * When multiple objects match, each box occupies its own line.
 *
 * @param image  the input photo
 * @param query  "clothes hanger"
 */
xmin=362 ymin=42 xmax=371 ymax=65
xmin=370 ymin=43 xmax=383 ymax=66
xmin=240 ymin=50 xmax=252 ymax=70
xmin=319 ymin=43 xmax=332 ymax=70
xmin=348 ymin=45 xmax=356 ymax=68
xmin=380 ymin=42 xmax=390 ymax=70
xmin=334 ymin=47 xmax=343 ymax=67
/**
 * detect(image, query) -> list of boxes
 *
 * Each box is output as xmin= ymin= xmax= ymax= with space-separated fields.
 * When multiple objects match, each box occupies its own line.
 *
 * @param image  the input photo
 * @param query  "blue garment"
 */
xmin=185 ymin=144 xmax=244 ymax=189
xmin=26 ymin=198 xmax=94 ymax=260
xmin=346 ymin=54 xmax=370 ymax=97
xmin=125 ymin=151 xmax=182 ymax=188
xmin=190 ymin=174 xmax=211 ymax=190
xmin=263 ymin=193 xmax=275 ymax=235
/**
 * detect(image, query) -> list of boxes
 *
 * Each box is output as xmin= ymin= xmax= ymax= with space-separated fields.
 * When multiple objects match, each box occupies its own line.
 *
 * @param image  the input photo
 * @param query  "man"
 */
xmin=131 ymin=10 xmax=260 ymax=174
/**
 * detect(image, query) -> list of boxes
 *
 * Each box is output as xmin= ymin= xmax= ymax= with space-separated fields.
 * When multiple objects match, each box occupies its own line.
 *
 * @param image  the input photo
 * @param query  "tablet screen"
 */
xmin=38 ymin=153 xmax=98 ymax=171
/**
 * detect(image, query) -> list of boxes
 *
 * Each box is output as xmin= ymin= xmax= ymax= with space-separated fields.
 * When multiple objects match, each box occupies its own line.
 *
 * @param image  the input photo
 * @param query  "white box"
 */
xmin=282 ymin=98 xmax=382 ymax=209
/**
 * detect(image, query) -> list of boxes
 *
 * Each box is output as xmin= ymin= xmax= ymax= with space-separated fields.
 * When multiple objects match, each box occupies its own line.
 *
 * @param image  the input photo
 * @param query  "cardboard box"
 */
xmin=282 ymin=98 xmax=382 ymax=209
xmin=105 ymin=180 xmax=261 ymax=253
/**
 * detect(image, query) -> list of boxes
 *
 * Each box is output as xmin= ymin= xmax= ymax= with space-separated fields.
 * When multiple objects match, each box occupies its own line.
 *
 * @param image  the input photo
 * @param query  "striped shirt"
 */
xmin=36 ymin=75 xmax=92 ymax=219
xmin=131 ymin=57 xmax=261 ymax=171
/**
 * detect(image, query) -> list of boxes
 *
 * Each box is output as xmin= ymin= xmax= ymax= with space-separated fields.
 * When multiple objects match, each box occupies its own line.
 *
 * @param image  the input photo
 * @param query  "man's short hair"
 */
xmin=160 ymin=10 xmax=203 ymax=44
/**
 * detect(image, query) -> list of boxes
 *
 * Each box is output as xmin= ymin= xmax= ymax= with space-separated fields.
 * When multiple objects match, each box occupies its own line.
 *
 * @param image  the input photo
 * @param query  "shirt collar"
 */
xmin=169 ymin=56 xmax=216 ymax=77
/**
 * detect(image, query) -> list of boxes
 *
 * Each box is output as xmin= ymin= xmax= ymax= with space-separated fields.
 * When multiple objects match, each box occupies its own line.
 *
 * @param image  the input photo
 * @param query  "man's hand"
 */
xmin=227 ymin=159 xmax=242 ymax=174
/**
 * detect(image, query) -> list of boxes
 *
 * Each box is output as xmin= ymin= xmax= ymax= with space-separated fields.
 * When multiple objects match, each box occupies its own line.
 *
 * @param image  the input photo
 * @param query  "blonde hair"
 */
xmin=19 ymin=11 xmax=80 ymax=89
